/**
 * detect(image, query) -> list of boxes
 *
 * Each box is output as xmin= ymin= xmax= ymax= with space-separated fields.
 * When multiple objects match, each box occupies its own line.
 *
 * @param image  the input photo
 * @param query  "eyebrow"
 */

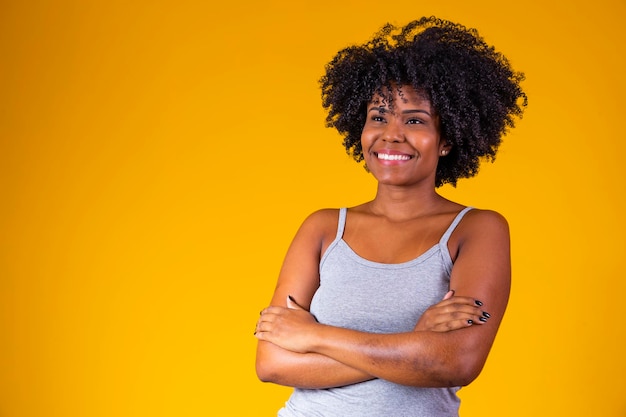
xmin=368 ymin=106 xmax=432 ymax=116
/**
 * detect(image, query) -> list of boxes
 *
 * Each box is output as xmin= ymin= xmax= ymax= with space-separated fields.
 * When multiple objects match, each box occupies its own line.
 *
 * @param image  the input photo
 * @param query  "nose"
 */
xmin=382 ymin=120 xmax=405 ymax=143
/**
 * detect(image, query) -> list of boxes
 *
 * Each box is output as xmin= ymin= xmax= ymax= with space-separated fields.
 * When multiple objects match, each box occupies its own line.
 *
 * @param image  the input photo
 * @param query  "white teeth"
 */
xmin=377 ymin=153 xmax=411 ymax=161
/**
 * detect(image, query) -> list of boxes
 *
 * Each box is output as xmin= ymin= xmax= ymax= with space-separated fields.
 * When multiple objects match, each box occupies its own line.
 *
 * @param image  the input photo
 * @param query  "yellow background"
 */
xmin=1 ymin=0 xmax=625 ymax=416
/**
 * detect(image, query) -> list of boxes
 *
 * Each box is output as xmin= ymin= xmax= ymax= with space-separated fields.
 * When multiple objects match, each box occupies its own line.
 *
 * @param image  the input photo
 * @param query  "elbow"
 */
xmin=411 ymin=351 xmax=485 ymax=388
xmin=451 ymin=363 xmax=482 ymax=387
xmin=430 ymin=335 xmax=490 ymax=387
xmin=256 ymin=370 xmax=273 ymax=384
xmin=256 ymin=344 xmax=289 ymax=384
xmin=256 ymin=356 xmax=279 ymax=383
xmin=444 ymin=354 xmax=486 ymax=387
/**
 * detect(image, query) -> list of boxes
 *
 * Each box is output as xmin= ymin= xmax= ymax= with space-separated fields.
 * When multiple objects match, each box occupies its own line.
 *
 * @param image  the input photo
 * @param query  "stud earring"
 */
xmin=441 ymin=150 xmax=448 ymax=156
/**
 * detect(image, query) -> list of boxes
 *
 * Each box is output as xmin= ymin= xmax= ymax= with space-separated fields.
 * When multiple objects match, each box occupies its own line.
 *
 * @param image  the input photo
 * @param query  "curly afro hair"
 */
xmin=320 ymin=16 xmax=527 ymax=187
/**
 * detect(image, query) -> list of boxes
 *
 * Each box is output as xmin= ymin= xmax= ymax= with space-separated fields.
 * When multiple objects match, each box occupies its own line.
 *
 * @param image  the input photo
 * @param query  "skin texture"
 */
xmin=255 ymin=86 xmax=511 ymax=389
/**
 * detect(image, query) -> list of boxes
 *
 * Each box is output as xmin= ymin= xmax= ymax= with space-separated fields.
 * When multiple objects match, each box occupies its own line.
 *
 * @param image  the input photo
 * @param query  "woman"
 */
xmin=255 ymin=16 xmax=526 ymax=416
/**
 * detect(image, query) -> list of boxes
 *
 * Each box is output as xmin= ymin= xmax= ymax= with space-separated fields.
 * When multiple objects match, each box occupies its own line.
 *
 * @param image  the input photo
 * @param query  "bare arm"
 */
xmin=256 ymin=209 xmax=511 ymax=387
xmin=255 ymin=210 xmax=373 ymax=389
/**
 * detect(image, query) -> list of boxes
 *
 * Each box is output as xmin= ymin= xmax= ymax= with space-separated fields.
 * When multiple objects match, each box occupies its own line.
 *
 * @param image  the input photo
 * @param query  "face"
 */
xmin=361 ymin=85 xmax=451 ymax=188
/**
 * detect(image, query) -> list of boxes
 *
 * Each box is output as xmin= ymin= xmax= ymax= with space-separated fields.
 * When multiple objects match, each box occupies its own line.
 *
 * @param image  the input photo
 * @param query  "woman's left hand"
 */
xmin=413 ymin=290 xmax=491 ymax=332
xmin=255 ymin=296 xmax=319 ymax=353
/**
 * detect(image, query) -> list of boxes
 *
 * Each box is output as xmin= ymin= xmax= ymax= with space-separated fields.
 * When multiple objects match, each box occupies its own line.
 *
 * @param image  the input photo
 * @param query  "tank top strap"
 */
xmin=439 ymin=206 xmax=474 ymax=246
xmin=335 ymin=207 xmax=348 ymax=240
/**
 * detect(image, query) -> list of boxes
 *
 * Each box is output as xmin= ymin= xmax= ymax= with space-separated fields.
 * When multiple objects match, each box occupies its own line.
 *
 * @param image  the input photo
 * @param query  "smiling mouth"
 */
xmin=375 ymin=152 xmax=413 ymax=161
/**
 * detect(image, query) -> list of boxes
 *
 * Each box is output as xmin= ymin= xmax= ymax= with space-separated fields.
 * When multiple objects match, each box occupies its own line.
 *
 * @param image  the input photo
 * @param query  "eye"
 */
xmin=370 ymin=115 xmax=386 ymax=123
xmin=406 ymin=118 xmax=423 ymax=125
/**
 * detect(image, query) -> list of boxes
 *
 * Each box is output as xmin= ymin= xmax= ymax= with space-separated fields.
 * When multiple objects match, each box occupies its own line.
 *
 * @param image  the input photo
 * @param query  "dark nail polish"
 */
xmin=482 ymin=311 xmax=491 ymax=319
xmin=479 ymin=316 xmax=488 ymax=323
xmin=475 ymin=300 xmax=483 ymax=307
xmin=467 ymin=319 xmax=474 ymax=325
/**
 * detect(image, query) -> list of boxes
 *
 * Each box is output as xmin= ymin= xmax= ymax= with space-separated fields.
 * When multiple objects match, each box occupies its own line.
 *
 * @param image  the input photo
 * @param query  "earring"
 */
xmin=441 ymin=150 xmax=448 ymax=156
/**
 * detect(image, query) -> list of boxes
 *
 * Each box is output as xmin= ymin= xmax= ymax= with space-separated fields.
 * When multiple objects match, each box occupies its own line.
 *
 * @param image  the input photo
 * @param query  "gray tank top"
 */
xmin=278 ymin=207 xmax=473 ymax=417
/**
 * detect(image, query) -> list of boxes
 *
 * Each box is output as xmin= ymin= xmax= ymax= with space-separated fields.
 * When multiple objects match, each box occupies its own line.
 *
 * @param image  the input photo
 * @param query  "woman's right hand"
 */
xmin=413 ymin=290 xmax=491 ymax=332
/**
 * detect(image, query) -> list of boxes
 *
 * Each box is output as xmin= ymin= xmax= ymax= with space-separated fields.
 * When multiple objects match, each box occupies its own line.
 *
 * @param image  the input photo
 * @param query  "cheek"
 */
xmin=359 ymin=136 xmax=369 ymax=154
xmin=360 ymin=128 xmax=375 ymax=150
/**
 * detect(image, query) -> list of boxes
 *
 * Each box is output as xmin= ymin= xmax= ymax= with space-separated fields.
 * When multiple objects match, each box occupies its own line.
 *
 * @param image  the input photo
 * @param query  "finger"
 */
xmin=424 ymin=307 xmax=491 ymax=328
xmin=443 ymin=296 xmax=485 ymax=307
xmin=287 ymin=295 xmax=305 ymax=310
xmin=445 ymin=305 xmax=491 ymax=322
xmin=431 ymin=319 xmax=475 ymax=332
xmin=436 ymin=299 xmax=491 ymax=318
xmin=260 ymin=306 xmax=286 ymax=316
xmin=431 ymin=314 xmax=492 ymax=332
xmin=431 ymin=312 xmax=489 ymax=330
xmin=444 ymin=303 xmax=489 ymax=316
xmin=255 ymin=318 xmax=276 ymax=335
xmin=437 ymin=296 xmax=484 ymax=308
xmin=425 ymin=300 xmax=481 ymax=317
xmin=255 ymin=311 xmax=272 ymax=328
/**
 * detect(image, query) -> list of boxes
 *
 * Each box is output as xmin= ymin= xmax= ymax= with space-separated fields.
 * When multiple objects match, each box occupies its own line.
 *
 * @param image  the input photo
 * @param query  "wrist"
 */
xmin=307 ymin=322 xmax=329 ymax=354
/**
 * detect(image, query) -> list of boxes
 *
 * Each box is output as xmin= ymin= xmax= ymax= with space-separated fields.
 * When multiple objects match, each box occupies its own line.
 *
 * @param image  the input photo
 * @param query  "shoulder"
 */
xmin=457 ymin=208 xmax=510 ymax=245
xmin=294 ymin=208 xmax=342 ymax=247
xmin=300 ymin=208 xmax=341 ymax=230
xmin=464 ymin=208 xmax=509 ymax=229
xmin=444 ymin=208 xmax=511 ymax=264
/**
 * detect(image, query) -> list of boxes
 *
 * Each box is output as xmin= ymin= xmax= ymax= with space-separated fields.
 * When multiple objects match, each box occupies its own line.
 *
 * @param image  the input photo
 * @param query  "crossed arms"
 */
xmin=255 ymin=209 xmax=510 ymax=389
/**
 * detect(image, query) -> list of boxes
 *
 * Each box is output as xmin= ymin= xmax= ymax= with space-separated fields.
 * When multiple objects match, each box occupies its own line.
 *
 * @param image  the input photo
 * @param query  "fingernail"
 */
xmin=475 ymin=300 xmax=483 ymax=307
xmin=449 ymin=289 xmax=456 ymax=295
xmin=467 ymin=319 xmax=474 ymax=325
xmin=482 ymin=311 xmax=491 ymax=319
xmin=479 ymin=316 xmax=488 ymax=323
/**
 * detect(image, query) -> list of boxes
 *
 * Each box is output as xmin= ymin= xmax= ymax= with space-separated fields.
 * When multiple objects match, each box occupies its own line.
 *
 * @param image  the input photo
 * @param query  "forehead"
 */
xmin=369 ymin=84 xmax=431 ymax=109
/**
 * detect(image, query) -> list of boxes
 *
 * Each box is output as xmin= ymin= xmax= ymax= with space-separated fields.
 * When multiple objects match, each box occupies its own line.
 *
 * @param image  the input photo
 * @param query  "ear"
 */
xmin=439 ymin=141 xmax=453 ymax=156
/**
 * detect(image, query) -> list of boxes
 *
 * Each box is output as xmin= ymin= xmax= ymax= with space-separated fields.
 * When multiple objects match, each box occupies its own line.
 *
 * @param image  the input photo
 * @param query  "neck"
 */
xmin=368 ymin=183 xmax=447 ymax=221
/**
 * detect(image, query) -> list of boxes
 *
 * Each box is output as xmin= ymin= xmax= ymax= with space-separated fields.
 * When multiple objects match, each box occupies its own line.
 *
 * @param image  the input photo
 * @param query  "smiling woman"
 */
xmin=361 ymin=87 xmax=447 ymax=188
xmin=255 ymin=16 xmax=526 ymax=417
